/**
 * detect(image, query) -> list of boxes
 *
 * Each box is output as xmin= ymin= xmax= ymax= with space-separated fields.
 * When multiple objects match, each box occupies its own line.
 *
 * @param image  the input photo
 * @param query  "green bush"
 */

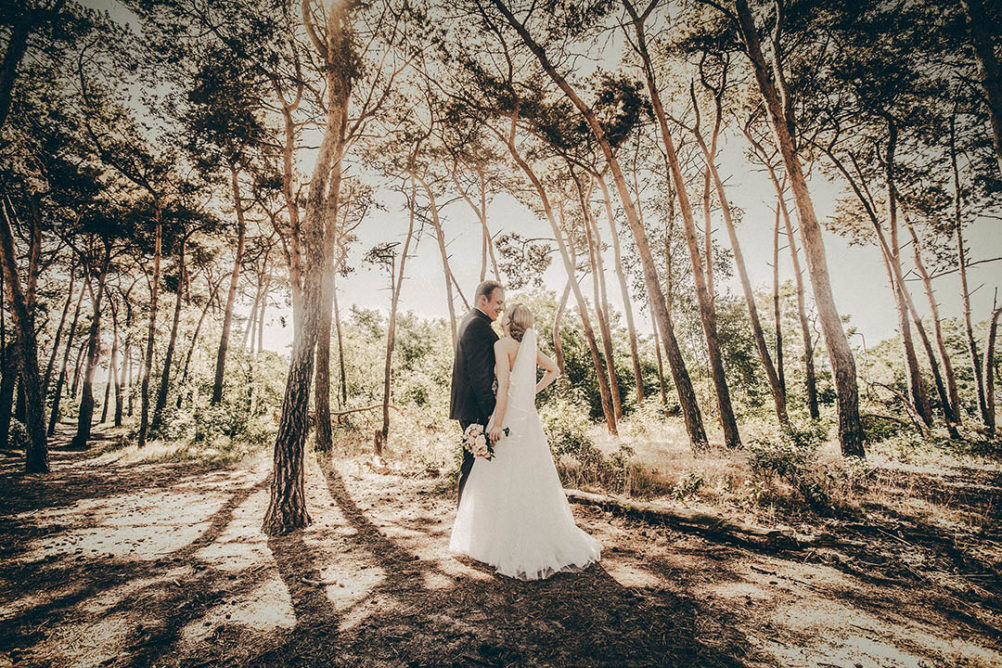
xmin=7 ymin=419 xmax=29 ymax=450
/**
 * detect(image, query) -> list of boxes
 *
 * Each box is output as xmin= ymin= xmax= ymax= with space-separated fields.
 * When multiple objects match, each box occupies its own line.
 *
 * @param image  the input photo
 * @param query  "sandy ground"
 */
xmin=1 ymin=429 xmax=1000 ymax=667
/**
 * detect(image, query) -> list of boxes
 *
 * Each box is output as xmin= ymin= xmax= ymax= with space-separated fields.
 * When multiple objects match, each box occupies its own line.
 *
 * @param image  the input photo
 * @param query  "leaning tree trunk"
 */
xmin=419 ymin=177 xmax=459 ymax=350
xmin=904 ymin=212 xmax=961 ymax=424
xmin=138 ymin=208 xmax=163 ymax=447
xmin=957 ymin=224 xmax=988 ymax=425
xmin=212 ymin=166 xmax=248 ymax=405
xmin=153 ymin=239 xmax=187 ymax=431
xmin=495 ymin=0 xmax=707 ymax=448
xmin=0 ymin=201 xmax=47 ymax=471
xmin=773 ymin=203 xmax=785 ymax=395
xmin=42 ymin=264 xmax=76 ymax=398
xmin=597 ymin=172 xmax=644 ymax=404
xmin=553 ymin=280 xmax=571 ymax=376
xmin=70 ymin=254 xmax=109 ymax=450
xmin=48 ymin=279 xmax=86 ymax=436
xmin=770 ymin=175 xmax=819 ymax=419
xmin=499 ymin=114 xmax=617 ymax=434
xmin=100 ymin=297 xmax=118 ymax=425
xmin=697 ymin=133 xmax=789 ymax=427
xmin=579 ymin=176 xmax=623 ymax=419
xmin=733 ymin=0 xmax=865 ymax=456
xmin=176 ymin=276 xmax=222 ymax=409
xmin=984 ymin=302 xmax=1001 ymax=437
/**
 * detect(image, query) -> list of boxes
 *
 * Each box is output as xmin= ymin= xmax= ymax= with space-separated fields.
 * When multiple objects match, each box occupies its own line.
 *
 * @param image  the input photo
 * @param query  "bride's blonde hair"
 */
xmin=506 ymin=303 xmax=533 ymax=342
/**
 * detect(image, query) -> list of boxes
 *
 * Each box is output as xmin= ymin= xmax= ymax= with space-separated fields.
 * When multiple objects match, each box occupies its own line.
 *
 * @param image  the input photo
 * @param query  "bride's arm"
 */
xmin=535 ymin=350 xmax=559 ymax=394
xmin=488 ymin=340 xmax=510 ymax=441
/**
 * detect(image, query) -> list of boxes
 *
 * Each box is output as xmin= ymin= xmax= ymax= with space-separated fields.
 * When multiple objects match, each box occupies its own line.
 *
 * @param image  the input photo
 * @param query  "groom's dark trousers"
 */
xmin=450 ymin=309 xmax=498 ymax=506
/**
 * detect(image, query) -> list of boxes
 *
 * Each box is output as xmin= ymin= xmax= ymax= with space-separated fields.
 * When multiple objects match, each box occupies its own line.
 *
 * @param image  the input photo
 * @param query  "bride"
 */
xmin=449 ymin=303 xmax=602 ymax=580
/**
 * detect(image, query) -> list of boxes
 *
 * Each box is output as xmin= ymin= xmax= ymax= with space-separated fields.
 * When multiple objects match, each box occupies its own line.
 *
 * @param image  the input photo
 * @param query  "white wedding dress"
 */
xmin=449 ymin=328 xmax=602 ymax=580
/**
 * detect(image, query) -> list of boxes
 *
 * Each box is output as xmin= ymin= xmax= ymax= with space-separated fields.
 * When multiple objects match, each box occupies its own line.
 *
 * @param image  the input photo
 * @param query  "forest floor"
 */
xmin=1 ymin=425 xmax=1001 ymax=667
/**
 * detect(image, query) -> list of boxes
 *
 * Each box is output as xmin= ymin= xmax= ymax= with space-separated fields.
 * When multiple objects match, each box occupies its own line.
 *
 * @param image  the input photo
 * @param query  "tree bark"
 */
xmin=212 ymin=166 xmax=248 ymax=405
xmin=984 ymin=301 xmax=1001 ymax=437
xmin=0 ymin=197 xmax=47 ymax=471
xmin=138 ymin=207 xmax=162 ymax=447
xmin=70 ymin=250 xmax=110 ymax=450
xmin=597 ymin=172 xmax=644 ymax=404
xmin=904 ymin=211 xmax=961 ymax=424
xmin=48 ymin=278 xmax=86 ymax=436
xmin=773 ymin=202 xmax=785 ymax=395
xmin=42 ymin=262 xmax=76 ymax=398
xmin=553 ymin=280 xmax=571 ymax=376
xmin=100 ymin=295 xmax=118 ymax=425
xmin=263 ymin=0 xmax=353 ymax=535
xmin=419 ymin=176 xmax=459 ymax=350
xmin=153 ymin=237 xmax=186 ymax=431
xmin=333 ymin=275 xmax=347 ymax=410
xmin=578 ymin=175 xmax=623 ymax=419
xmin=614 ymin=0 xmax=734 ymax=446
xmin=497 ymin=112 xmax=618 ymax=434
xmin=732 ymin=0 xmax=864 ymax=456
xmin=695 ymin=130 xmax=789 ymax=427
xmin=379 ymin=177 xmax=418 ymax=450
xmin=176 ymin=275 xmax=223 ymax=409
xmin=494 ymin=0 xmax=707 ymax=448
xmin=651 ymin=308 xmax=668 ymax=406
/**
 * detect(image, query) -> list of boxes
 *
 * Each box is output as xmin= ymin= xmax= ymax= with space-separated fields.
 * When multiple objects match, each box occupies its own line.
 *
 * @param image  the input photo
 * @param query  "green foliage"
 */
xmin=7 ymin=420 xmax=30 ymax=450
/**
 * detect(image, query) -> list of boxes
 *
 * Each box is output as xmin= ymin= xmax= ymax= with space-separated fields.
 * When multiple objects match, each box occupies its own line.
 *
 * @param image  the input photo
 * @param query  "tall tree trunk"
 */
xmin=258 ymin=274 xmax=270 ymax=356
xmin=42 ymin=263 xmax=76 ymax=398
xmin=138 ymin=208 xmax=163 ymax=447
xmin=651 ymin=308 xmax=668 ymax=406
xmin=263 ymin=2 xmax=354 ymax=535
xmin=0 ymin=198 xmax=47 ymax=471
xmin=904 ymin=211 xmax=961 ymax=424
xmin=419 ymin=177 xmax=459 ymax=350
xmin=697 ymin=133 xmax=789 ymax=427
xmin=732 ymin=0 xmax=864 ymax=456
xmin=957 ymin=224 xmax=988 ymax=424
xmin=100 ymin=298 xmax=118 ymax=425
xmin=612 ymin=0 xmax=735 ymax=446
xmin=212 ymin=166 xmax=248 ymax=405
xmin=70 ymin=339 xmax=86 ymax=400
xmin=579 ymin=176 xmax=623 ymax=419
xmin=379 ymin=177 xmax=418 ymax=451
xmin=70 ymin=252 xmax=110 ymax=450
xmin=886 ymin=125 xmax=933 ymax=426
xmin=598 ymin=172 xmax=644 ymax=404
xmin=498 ymin=112 xmax=618 ymax=434
xmin=48 ymin=278 xmax=86 ymax=436
xmin=960 ymin=0 xmax=1002 ymax=179
xmin=552 ymin=280 xmax=571 ymax=377
xmin=0 ymin=278 xmax=15 ymax=447
xmin=176 ymin=276 xmax=222 ymax=409
xmin=153 ymin=242 xmax=185 ymax=430
xmin=773 ymin=202 xmax=785 ymax=396
xmin=496 ymin=1 xmax=708 ymax=448
xmin=984 ymin=300 xmax=1001 ymax=437
xmin=333 ymin=275 xmax=347 ymax=410
xmin=114 ymin=304 xmax=126 ymax=428
xmin=314 ymin=227 xmax=338 ymax=453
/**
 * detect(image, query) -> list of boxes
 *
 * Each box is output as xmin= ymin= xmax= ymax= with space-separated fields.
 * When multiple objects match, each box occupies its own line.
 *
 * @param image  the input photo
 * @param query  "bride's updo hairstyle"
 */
xmin=507 ymin=304 xmax=533 ymax=342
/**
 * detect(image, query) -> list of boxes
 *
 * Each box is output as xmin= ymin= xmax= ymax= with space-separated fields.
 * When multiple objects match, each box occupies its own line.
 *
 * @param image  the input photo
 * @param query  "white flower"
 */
xmin=474 ymin=434 xmax=486 ymax=448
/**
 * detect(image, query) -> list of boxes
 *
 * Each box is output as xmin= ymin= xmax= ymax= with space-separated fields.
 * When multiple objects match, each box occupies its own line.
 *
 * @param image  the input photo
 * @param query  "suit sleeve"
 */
xmin=466 ymin=321 xmax=497 ymax=420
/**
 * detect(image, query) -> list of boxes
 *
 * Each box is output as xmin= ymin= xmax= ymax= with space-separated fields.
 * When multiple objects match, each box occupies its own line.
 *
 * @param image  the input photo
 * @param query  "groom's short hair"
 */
xmin=475 ymin=280 xmax=503 ymax=303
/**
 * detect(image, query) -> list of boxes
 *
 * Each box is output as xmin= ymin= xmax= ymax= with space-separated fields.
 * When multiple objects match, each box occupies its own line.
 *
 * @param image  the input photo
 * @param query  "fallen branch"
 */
xmin=331 ymin=403 xmax=402 ymax=418
xmin=563 ymin=488 xmax=804 ymax=550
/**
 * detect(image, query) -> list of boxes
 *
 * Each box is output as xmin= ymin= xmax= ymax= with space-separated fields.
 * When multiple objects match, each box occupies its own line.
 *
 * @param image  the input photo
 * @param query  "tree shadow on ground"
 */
xmin=248 ymin=454 xmax=754 ymax=666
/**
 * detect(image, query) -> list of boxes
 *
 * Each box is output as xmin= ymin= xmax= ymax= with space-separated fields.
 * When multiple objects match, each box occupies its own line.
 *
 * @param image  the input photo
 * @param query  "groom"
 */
xmin=450 ymin=280 xmax=505 ymax=505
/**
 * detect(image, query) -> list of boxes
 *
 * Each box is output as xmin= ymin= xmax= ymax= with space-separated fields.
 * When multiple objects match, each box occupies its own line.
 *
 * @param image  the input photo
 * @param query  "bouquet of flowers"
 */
xmin=461 ymin=423 xmax=510 ymax=460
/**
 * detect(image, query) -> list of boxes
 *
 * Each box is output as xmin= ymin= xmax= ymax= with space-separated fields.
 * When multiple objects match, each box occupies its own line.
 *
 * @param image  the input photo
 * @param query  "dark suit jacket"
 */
xmin=450 ymin=309 xmax=499 ymax=424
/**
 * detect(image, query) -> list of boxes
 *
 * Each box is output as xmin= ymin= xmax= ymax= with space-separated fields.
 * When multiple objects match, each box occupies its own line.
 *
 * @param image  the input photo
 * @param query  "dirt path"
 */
xmin=1 ymin=432 xmax=1000 ymax=667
